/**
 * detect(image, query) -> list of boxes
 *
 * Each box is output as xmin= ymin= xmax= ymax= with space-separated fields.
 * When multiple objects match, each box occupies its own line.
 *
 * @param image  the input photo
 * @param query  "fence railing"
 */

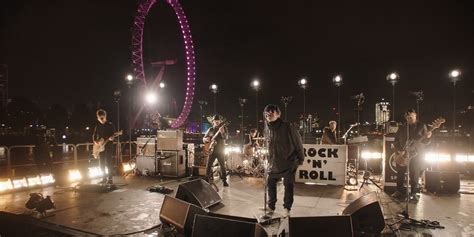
xmin=1 ymin=141 xmax=138 ymax=176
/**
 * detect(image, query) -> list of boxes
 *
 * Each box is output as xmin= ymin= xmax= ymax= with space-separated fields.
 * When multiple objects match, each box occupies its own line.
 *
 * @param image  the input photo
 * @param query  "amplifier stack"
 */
xmin=136 ymin=130 xmax=191 ymax=178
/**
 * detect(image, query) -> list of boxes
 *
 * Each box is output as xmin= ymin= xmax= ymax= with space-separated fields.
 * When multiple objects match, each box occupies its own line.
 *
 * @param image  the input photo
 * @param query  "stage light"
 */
xmin=347 ymin=176 xmax=358 ymax=186
xmin=298 ymin=78 xmax=308 ymax=89
xmin=0 ymin=178 xmax=13 ymax=192
xmin=62 ymin=135 xmax=66 ymax=139
xmin=126 ymin=74 xmax=133 ymax=82
xmin=145 ymin=92 xmax=158 ymax=105
xmin=224 ymin=146 xmax=242 ymax=155
xmin=86 ymin=126 xmax=90 ymax=130
xmin=12 ymin=177 xmax=28 ymax=189
xmin=159 ymin=82 xmax=166 ymax=88
xmin=424 ymin=153 xmax=451 ymax=163
xmin=68 ymin=169 xmax=82 ymax=182
xmin=361 ymin=151 xmax=383 ymax=160
xmin=455 ymin=154 xmax=474 ymax=163
xmin=26 ymin=175 xmax=42 ymax=187
xmin=209 ymin=83 xmax=218 ymax=92
xmin=88 ymin=167 xmax=105 ymax=179
xmin=251 ymin=79 xmax=260 ymax=90
xmin=40 ymin=173 xmax=55 ymax=185
xmin=123 ymin=162 xmax=136 ymax=172
xmin=449 ymin=69 xmax=461 ymax=81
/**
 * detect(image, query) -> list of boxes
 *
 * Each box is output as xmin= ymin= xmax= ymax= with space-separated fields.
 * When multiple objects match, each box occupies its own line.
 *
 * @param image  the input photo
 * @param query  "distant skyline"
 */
xmin=1 ymin=0 xmax=473 ymax=128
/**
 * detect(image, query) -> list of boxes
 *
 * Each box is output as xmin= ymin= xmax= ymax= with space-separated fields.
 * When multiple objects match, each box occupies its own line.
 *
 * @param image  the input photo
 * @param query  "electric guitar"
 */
xmin=393 ymin=118 xmax=445 ymax=167
xmin=203 ymin=120 xmax=230 ymax=157
xmin=92 ymin=130 xmax=123 ymax=159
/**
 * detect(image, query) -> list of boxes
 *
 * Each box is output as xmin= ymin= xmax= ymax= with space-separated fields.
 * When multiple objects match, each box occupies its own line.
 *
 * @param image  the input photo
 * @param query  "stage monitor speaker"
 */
xmin=192 ymin=214 xmax=268 ymax=237
xmin=159 ymin=195 xmax=207 ymax=237
xmin=424 ymin=171 xmax=460 ymax=194
xmin=342 ymin=192 xmax=385 ymax=234
xmin=289 ymin=215 xmax=353 ymax=237
xmin=175 ymin=178 xmax=222 ymax=209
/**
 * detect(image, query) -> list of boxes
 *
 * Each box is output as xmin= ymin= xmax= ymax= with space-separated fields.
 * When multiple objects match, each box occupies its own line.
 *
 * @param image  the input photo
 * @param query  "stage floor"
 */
xmin=1 ymin=174 xmax=473 ymax=236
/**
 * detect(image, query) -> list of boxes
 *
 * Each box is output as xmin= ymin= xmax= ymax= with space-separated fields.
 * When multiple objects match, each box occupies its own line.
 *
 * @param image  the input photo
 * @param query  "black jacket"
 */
xmin=321 ymin=127 xmax=338 ymax=144
xmin=394 ymin=121 xmax=431 ymax=156
xmin=266 ymin=118 xmax=305 ymax=175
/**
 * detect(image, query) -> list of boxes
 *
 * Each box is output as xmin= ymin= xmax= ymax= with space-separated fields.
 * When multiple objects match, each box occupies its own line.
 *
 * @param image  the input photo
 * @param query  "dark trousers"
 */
xmin=396 ymin=158 xmax=423 ymax=194
xmin=206 ymin=151 xmax=227 ymax=181
xmin=267 ymin=170 xmax=295 ymax=210
xmin=99 ymin=147 xmax=114 ymax=180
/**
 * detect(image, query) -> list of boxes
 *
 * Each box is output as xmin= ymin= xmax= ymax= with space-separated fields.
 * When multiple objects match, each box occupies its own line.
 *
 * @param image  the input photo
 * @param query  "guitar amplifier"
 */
xmin=157 ymin=130 xmax=184 ymax=150
xmin=158 ymin=150 xmax=186 ymax=178
xmin=137 ymin=137 xmax=156 ymax=156
xmin=136 ymin=155 xmax=157 ymax=174
xmin=383 ymin=136 xmax=398 ymax=193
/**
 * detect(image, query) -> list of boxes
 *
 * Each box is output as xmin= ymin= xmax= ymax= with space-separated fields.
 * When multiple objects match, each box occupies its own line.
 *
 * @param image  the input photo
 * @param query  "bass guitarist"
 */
xmin=93 ymin=109 xmax=117 ymax=185
xmin=392 ymin=109 xmax=432 ymax=201
xmin=203 ymin=114 xmax=229 ymax=187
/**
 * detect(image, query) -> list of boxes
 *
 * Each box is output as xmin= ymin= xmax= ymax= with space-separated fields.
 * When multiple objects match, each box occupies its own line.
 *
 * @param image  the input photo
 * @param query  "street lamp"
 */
xmin=145 ymin=91 xmax=158 ymax=105
xmin=125 ymin=74 xmax=134 ymax=162
xmin=449 ymin=69 xmax=461 ymax=134
xmin=298 ymin=78 xmax=308 ymax=141
xmin=209 ymin=83 xmax=218 ymax=114
xmin=280 ymin=96 xmax=293 ymax=121
xmin=332 ymin=74 xmax=343 ymax=138
xmin=251 ymin=79 xmax=261 ymax=131
xmin=159 ymin=82 xmax=166 ymax=88
xmin=238 ymin=98 xmax=248 ymax=144
xmin=386 ymin=72 xmax=399 ymax=121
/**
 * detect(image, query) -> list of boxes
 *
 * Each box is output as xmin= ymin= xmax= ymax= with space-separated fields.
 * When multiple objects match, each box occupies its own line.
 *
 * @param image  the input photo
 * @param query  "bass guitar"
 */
xmin=393 ymin=118 xmax=445 ymax=167
xmin=92 ymin=130 xmax=123 ymax=159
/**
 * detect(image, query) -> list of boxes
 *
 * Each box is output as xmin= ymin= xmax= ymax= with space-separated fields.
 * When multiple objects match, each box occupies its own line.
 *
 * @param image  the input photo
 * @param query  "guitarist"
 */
xmin=93 ymin=109 xmax=116 ymax=185
xmin=392 ymin=109 xmax=432 ymax=201
xmin=203 ymin=114 xmax=229 ymax=187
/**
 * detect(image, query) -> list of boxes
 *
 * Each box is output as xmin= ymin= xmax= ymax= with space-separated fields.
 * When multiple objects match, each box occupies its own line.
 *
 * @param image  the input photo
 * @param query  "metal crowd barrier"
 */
xmin=2 ymin=141 xmax=138 ymax=176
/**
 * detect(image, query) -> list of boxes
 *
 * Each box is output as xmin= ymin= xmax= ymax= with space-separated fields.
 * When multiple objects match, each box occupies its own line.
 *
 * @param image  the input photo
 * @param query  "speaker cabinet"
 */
xmin=157 ymin=130 xmax=183 ymax=150
xmin=158 ymin=150 xmax=186 ymax=178
xmin=289 ymin=215 xmax=353 ymax=237
xmin=192 ymin=214 xmax=268 ymax=237
xmin=424 ymin=170 xmax=460 ymax=194
xmin=175 ymin=178 xmax=222 ymax=209
xmin=136 ymin=156 xmax=156 ymax=174
xmin=383 ymin=136 xmax=398 ymax=193
xmin=159 ymin=195 xmax=207 ymax=237
xmin=342 ymin=192 xmax=385 ymax=234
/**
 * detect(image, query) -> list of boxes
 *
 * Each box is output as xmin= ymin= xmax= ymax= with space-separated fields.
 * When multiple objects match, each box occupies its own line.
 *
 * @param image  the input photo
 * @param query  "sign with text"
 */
xmin=295 ymin=144 xmax=347 ymax=185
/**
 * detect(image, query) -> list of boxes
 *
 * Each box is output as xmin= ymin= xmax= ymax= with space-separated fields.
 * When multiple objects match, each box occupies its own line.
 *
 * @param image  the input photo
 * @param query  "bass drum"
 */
xmin=243 ymin=144 xmax=254 ymax=157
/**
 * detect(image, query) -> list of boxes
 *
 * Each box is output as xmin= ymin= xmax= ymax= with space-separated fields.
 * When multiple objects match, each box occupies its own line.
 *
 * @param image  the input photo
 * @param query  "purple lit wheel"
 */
xmin=132 ymin=0 xmax=196 ymax=128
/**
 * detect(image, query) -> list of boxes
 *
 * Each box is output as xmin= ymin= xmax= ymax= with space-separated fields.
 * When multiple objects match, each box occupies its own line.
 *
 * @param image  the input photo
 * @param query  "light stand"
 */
xmin=298 ymin=78 xmax=308 ymax=142
xmin=449 ymin=69 xmax=461 ymax=142
xmin=251 ymin=79 xmax=261 ymax=131
xmin=209 ymin=84 xmax=218 ymax=115
xmin=256 ymin=139 xmax=271 ymax=223
xmin=125 ymin=75 xmax=134 ymax=169
xmin=386 ymin=72 xmax=399 ymax=121
xmin=333 ymin=75 xmax=343 ymax=138
xmin=352 ymin=93 xmax=365 ymax=135
xmin=358 ymin=154 xmax=383 ymax=191
xmin=280 ymin=96 xmax=293 ymax=121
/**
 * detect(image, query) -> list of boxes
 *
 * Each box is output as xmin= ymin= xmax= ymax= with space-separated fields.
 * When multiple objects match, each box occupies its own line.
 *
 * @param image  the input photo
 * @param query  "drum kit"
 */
xmin=228 ymin=137 xmax=267 ymax=178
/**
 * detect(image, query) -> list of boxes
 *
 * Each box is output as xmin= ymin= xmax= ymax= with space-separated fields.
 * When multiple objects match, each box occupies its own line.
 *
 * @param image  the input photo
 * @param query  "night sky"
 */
xmin=1 ymin=0 xmax=473 ymax=129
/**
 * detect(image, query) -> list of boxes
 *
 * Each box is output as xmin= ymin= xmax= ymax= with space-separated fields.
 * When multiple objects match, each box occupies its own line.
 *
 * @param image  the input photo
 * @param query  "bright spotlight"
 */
xmin=145 ymin=92 xmax=158 ymax=105
xmin=26 ymin=175 xmax=42 ymax=187
xmin=68 ymin=169 xmax=82 ymax=182
xmin=449 ymin=69 xmax=460 ymax=79
xmin=126 ymin=74 xmax=133 ymax=81
xmin=333 ymin=75 xmax=343 ymax=86
xmin=361 ymin=150 xmax=383 ymax=159
xmin=88 ymin=167 xmax=105 ymax=179
xmin=123 ymin=162 xmax=136 ymax=172
xmin=40 ymin=173 xmax=55 ymax=185
xmin=298 ymin=78 xmax=308 ymax=89
xmin=424 ymin=153 xmax=451 ymax=163
xmin=12 ymin=177 xmax=28 ymax=189
xmin=159 ymin=82 xmax=166 ymax=88
xmin=0 ymin=179 xmax=13 ymax=192
xmin=251 ymin=79 xmax=260 ymax=90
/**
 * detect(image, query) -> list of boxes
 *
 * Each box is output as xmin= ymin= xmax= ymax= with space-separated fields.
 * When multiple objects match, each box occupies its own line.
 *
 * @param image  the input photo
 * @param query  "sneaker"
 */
xmin=409 ymin=194 xmax=420 ymax=202
xmin=223 ymin=181 xmax=229 ymax=187
xmin=391 ymin=191 xmax=406 ymax=199
xmin=283 ymin=208 xmax=291 ymax=217
xmin=258 ymin=206 xmax=275 ymax=215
